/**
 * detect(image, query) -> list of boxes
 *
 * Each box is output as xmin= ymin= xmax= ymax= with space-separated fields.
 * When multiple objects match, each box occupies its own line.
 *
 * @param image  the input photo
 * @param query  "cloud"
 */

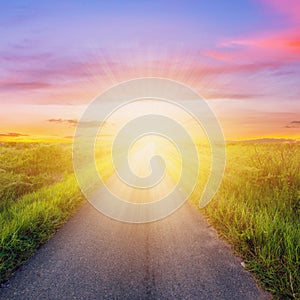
xmin=47 ymin=119 xmax=78 ymax=126
xmin=285 ymin=121 xmax=300 ymax=128
xmin=0 ymin=46 xmax=120 ymax=86
xmin=259 ymin=0 xmax=300 ymax=23
xmin=0 ymin=42 xmax=281 ymax=107
xmin=0 ymin=51 xmax=54 ymax=63
xmin=47 ymin=119 xmax=109 ymax=128
xmin=0 ymin=47 xmax=123 ymax=104
xmin=0 ymin=132 xmax=28 ymax=137
xmin=204 ymin=1 xmax=300 ymax=68
xmin=0 ymin=81 xmax=52 ymax=91
xmin=201 ymin=61 xmax=280 ymax=75
xmin=204 ymin=92 xmax=260 ymax=100
xmin=204 ymin=34 xmax=300 ymax=68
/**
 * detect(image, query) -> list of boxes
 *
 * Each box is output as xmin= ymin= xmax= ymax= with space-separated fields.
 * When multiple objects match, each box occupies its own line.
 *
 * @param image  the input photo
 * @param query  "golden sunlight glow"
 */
xmin=94 ymin=99 xmax=210 ymax=204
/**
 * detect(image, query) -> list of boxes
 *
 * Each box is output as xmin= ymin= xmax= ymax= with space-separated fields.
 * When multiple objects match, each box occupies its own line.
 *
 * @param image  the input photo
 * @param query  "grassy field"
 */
xmin=192 ymin=142 xmax=300 ymax=299
xmin=0 ymin=143 xmax=85 ymax=282
xmin=0 ymin=143 xmax=73 ymax=210
xmin=0 ymin=141 xmax=299 ymax=299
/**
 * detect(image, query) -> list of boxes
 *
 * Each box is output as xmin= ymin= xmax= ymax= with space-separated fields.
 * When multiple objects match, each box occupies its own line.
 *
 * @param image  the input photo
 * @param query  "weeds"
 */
xmin=194 ymin=143 xmax=300 ymax=299
xmin=0 ymin=143 xmax=84 ymax=282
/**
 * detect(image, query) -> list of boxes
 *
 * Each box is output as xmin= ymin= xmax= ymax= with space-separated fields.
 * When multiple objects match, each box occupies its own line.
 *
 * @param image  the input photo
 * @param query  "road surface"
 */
xmin=0 ymin=203 xmax=269 ymax=299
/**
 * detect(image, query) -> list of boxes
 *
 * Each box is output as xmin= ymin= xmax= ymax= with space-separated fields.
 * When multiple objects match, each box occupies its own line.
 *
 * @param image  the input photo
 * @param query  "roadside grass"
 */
xmin=0 ymin=143 xmax=73 ymax=211
xmin=0 ymin=174 xmax=84 ymax=282
xmin=191 ymin=142 xmax=300 ymax=299
xmin=0 ymin=142 xmax=112 ymax=283
xmin=0 ymin=141 xmax=299 ymax=299
xmin=0 ymin=143 xmax=85 ymax=283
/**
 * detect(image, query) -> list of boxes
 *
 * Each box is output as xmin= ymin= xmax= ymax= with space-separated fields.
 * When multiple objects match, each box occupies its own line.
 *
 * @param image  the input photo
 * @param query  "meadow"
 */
xmin=193 ymin=142 xmax=300 ymax=299
xmin=0 ymin=141 xmax=299 ymax=299
xmin=0 ymin=143 xmax=84 ymax=282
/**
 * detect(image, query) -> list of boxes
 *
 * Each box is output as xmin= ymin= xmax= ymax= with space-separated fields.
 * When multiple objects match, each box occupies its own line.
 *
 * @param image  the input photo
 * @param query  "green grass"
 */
xmin=0 ymin=141 xmax=299 ymax=299
xmin=0 ymin=143 xmax=73 ymax=211
xmin=0 ymin=143 xmax=85 ymax=282
xmin=192 ymin=143 xmax=300 ymax=299
xmin=0 ymin=174 xmax=84 ymax=282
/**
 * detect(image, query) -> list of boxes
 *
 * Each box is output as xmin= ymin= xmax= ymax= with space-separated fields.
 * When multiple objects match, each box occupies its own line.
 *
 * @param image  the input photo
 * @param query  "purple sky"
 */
xmin=0 ymin=0 xmax=299 ymax=141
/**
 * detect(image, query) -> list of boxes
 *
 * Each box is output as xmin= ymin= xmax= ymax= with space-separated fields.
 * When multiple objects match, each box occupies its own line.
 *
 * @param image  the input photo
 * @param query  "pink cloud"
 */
xmin=0 ymin=80 xmax=51 ymax=91
xmin=205 ymin=0 xmax=300 ymax=65
xmin=260 ymin=0 xmax=300 ymax=23
xmin=205 ymin=31 xmax=300 ymax=66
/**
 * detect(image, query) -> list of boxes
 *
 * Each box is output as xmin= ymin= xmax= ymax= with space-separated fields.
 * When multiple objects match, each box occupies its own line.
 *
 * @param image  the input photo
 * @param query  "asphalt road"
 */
xmin=0 ymin=203 xmax=270 ymax=299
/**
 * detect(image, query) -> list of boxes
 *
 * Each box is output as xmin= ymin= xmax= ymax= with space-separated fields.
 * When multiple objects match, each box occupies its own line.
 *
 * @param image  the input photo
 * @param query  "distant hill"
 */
xmin=227 ymin=138 xmax=298 ymax=143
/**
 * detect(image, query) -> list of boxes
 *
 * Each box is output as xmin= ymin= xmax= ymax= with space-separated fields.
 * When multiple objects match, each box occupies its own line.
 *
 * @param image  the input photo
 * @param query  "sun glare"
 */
xmin=94 ymin=98 xmax=209 ymax=204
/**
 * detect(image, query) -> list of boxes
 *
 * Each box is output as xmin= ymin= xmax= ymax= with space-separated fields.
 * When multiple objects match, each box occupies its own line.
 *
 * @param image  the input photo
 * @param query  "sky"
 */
xmin=0 ymin=0 xmax=299 ymax=142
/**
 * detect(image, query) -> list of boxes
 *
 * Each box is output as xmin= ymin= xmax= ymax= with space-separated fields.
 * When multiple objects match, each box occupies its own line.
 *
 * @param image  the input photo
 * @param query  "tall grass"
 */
xmin=0 ymin=143 xmax=84 ymax=282
xmin=0 ymin=143 xmax=73 ymax=211
xmin=0 ymin=141 xmax=299 ymax=299
xmin=0 ymin=175 xmax=84 ymax=282
xmin=194 ymin=143 xmax=300 ymax=299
